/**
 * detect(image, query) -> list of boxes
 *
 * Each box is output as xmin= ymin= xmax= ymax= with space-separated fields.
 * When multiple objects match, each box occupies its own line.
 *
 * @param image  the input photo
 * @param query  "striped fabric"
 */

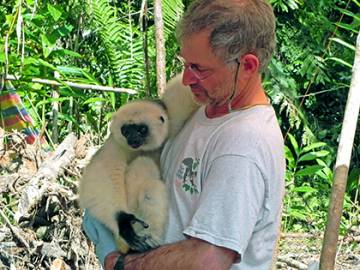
xmin=0 ymin=81 xmax=39 ymax=144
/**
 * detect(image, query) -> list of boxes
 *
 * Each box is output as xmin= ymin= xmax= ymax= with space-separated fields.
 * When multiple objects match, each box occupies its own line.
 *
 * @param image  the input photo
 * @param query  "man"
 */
xmin=83 ymin=0 xmax=285 ymax=269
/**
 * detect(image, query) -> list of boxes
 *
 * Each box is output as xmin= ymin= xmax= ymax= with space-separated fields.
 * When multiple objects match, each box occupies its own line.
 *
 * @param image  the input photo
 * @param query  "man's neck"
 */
xmin=205 ymin=79 xmax=269 ymax=118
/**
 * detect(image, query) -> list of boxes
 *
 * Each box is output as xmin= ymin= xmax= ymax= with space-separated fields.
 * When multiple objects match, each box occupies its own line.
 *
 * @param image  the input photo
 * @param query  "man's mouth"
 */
xmin=190 ymin=85 xmax=204 ymax=94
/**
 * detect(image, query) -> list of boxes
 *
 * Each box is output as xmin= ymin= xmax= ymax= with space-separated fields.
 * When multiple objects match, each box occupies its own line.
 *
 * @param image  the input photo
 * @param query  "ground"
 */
xmin=0 ymin=132 xmax=359 ymax=269
xmin=277 ymin=233 xmax=360 ymax=269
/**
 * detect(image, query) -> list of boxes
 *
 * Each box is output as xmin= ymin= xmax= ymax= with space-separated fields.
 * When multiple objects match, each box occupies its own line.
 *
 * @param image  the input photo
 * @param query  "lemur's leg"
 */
xmin=125 ymin=156 xmax=168 ymax=250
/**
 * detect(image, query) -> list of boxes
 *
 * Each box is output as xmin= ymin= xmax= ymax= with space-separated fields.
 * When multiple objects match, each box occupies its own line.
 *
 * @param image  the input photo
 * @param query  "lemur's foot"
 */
xmin=132 ymin=220 xmax=160 ymax=249
xmin=116 ymin=211 xmax=155 ymax=252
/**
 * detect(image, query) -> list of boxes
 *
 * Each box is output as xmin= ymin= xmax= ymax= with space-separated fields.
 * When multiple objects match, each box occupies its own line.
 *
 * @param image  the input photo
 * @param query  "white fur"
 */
xmin=161 ymin=73 xmax=200 ymax=137
xmin=79 ymin=100 xmax=169 ymax=253
xmin=79 ymin=74 xmax=198 ymax=253
xmin=126 ymin=156 xmax=167 ymax=246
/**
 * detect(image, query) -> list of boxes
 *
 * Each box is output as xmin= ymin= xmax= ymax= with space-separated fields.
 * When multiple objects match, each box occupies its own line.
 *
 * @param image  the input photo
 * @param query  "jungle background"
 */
xmin=0 ymin=0 xmax=359 ymax=269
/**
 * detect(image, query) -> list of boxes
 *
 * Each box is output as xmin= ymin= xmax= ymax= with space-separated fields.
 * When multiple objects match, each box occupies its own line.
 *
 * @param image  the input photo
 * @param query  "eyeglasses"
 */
xmin=179 ymin=56 xmax=240 ymax=82
xmin=178 ymin=56 xmax=214 ymax=81
xmin=186 ymin=63 xmax=214 ymax=81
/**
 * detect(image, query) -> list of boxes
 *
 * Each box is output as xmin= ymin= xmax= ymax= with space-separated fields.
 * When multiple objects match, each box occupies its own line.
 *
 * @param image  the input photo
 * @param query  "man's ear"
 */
xmin=240 ymin=54 xmax=260 ymax=74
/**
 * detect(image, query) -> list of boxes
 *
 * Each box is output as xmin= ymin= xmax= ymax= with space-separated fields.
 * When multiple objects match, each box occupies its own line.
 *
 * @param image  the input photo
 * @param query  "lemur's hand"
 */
xmin=116 ymin=211 xmax=155 ymax=252
xmin=132 ymin=221 xmax=160 ymax=250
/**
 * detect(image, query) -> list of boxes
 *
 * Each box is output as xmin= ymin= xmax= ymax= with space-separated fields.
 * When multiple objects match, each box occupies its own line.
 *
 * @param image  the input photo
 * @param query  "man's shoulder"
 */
xmin=204 ymin=106 xmax=283 ymax=161
xmin=217 ymin=106 xmax=281 ymax=138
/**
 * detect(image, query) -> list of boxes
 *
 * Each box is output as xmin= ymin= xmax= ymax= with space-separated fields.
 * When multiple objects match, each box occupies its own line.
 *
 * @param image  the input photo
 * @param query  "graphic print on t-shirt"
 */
xmin=176 ymin=157 xmax=200 ymax=194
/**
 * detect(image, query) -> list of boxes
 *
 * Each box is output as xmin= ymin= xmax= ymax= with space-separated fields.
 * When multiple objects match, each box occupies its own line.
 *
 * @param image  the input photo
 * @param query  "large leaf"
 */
xmin=298 ymin=150 xmax=330 ymax=163
xmin=287 ymin=209 xmax=308 ymax=221
xmin=47 ymin=3 xmax=62 ymax=22
xmin=336 ymin=7 xmax=360 ymax=21
xmin=292 ymin=186 xmax=317 ymax=193
xmin=295 ymin=165 xmax=325 ymax=177
xmin=300 ymin=142 xmax=327 ymax=154
xmin=287 ymin=133 xmax=300 ymax=157
xmin=41 ymin=34 xmax=56 ymax=58
xmin=335 ymin=22 xmax=359 ymax=33
xmin=326 ymin=57 xmax=353 ymax=68
xmin=83 ymin=97 xmax=108 ymax=105
xmin=284 ymin=145 xmax=296 ymax=170
xmin=329 ymin=37 xmax=356 ymax=51
xmin=315 ymin=159 xmax=333 ymax=183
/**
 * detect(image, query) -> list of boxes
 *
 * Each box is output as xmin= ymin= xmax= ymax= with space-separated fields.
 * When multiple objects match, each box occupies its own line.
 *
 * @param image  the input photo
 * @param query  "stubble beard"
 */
xmin=207 ymin=79 xmax=235 ymax=108
xmin=190 ymin=76 xmax=235 ymax=108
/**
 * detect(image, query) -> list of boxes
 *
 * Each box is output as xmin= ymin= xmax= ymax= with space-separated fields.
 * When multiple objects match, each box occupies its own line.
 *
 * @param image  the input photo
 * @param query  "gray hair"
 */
xmin=176 ymin=0 xmax=276 ymax=72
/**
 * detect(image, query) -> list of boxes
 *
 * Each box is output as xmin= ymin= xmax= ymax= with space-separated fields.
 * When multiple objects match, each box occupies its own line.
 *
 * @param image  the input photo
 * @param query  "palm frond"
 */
xmin=162 ymin=0 xmax=184 ymax=37
xmin=86 ymin=0 xmax=145 ymax=90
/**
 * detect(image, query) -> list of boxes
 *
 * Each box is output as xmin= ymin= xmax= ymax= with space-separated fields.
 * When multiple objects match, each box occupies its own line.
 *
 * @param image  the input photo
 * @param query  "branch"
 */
xmin=15 ymin=133 xmax=78 ymax=222
xmin=5 ymin=74 xmax=137 ymax=94
xmin=0 ymin=209 xmax=30 ymax=249
xmin=278 ymin=255 xmax=308 ymax=270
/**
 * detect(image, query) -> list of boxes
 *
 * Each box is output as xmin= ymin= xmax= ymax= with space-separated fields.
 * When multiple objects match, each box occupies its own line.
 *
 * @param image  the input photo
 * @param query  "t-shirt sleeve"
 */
xmin=183 ymin=155 xmax=265 ymax=260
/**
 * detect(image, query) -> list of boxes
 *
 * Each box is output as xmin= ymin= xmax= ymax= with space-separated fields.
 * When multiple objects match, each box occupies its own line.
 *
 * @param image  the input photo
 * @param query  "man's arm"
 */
xmin=106 ymin=237 xmax=237 ymax=270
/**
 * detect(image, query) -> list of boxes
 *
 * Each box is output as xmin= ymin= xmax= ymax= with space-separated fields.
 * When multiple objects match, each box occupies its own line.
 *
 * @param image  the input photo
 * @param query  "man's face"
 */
xmin=180 ymin=31 xmax=238 ymax=108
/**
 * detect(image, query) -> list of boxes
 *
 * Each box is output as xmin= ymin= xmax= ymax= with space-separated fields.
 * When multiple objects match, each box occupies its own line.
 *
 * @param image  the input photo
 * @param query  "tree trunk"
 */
xmin=319 ymin=31 xmax=360 ymax=270
xmin=154 ymin=0 xmax=166 ymax=96
xmin=140 ymin=0 xmax=151 ymax=97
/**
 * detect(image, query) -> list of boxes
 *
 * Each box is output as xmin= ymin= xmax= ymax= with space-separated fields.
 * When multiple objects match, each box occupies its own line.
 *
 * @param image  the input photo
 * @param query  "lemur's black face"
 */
xmin=121 ymin=123 xmax=149 ymax=149
xmin=111 ymin=100 xmax=169 ymax=151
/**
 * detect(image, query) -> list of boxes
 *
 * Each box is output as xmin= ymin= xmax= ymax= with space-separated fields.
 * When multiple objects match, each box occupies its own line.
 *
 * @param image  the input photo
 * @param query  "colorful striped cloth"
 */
xmin=0 ymin=81 xmax=39 ymax=144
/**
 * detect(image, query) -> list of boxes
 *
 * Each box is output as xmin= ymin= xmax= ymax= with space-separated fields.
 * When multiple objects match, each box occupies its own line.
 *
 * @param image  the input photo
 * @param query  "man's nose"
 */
xmin=182 ymin=67 xmax=199 ymax=86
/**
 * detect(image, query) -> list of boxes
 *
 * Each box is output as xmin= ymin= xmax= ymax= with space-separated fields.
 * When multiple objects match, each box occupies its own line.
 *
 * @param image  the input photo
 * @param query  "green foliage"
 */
xmin=0 ymin=0 xmax=161 ymax=143
xmin=268 ymin=0 xmax=358 ymax=146
xmin=86 ymin=0 xmax=145 ymax=90
xmin=0 ymin=0 xmax=98 ymax=142
xmin=266 ymin=2 xmax=359 ymax=233
xmin=162 ymin=0 xmax=185 ymax=78
xmin=270 ymin=0 xmax=304 ymax=12
xmin=283 ymin=133 xmax=331 ymax=231
xmin=163 ymin=0 xmax=184 ymax=37
xmin=283 ymin=133 xmax=359 ymax=232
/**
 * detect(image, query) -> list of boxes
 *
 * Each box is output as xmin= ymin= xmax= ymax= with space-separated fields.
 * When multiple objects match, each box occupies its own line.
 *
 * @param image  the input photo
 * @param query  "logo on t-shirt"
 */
xmin=176 ymin=157 xmax=200 ymax=194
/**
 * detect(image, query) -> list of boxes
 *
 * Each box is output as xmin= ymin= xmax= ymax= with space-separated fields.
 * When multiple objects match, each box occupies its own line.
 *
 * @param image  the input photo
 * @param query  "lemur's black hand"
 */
xmin=116 ymin=211 xmax=154 ymax=252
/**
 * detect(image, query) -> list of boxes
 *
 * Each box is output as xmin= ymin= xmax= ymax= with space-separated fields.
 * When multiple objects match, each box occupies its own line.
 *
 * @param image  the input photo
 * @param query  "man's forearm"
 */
xmin=125 ymin=239 xmax=199 ymax=270
xmin=123 ymin=238 xmax=236 ymax=270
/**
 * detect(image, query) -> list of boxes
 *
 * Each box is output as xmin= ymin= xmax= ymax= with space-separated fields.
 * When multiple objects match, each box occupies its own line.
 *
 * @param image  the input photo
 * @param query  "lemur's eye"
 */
xmin=160 ymin=116 xmax=165 ymax=123
xmin=138 ymin=125 xmax=148 ymax=135
xmin=121 ymin=125 xmax=130 ymax=137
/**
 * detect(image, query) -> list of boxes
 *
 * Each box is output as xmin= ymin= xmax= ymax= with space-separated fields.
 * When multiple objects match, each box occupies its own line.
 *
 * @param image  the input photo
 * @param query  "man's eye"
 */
xmin=190 ymin=64 xmax=198 ymax=70
xmin=190 ymin=64 xmax=206 ymax=73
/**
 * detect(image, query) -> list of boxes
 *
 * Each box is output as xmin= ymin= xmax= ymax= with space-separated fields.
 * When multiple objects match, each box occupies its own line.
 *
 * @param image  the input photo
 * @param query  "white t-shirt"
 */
xmin=160 ymin=105 xmax=285 ymax=270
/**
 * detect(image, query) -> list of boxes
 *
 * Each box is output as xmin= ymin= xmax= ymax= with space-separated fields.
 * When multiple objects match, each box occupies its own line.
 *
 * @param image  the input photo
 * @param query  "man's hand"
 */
xmin=104 ymin=251 xmax=123 ymax=270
